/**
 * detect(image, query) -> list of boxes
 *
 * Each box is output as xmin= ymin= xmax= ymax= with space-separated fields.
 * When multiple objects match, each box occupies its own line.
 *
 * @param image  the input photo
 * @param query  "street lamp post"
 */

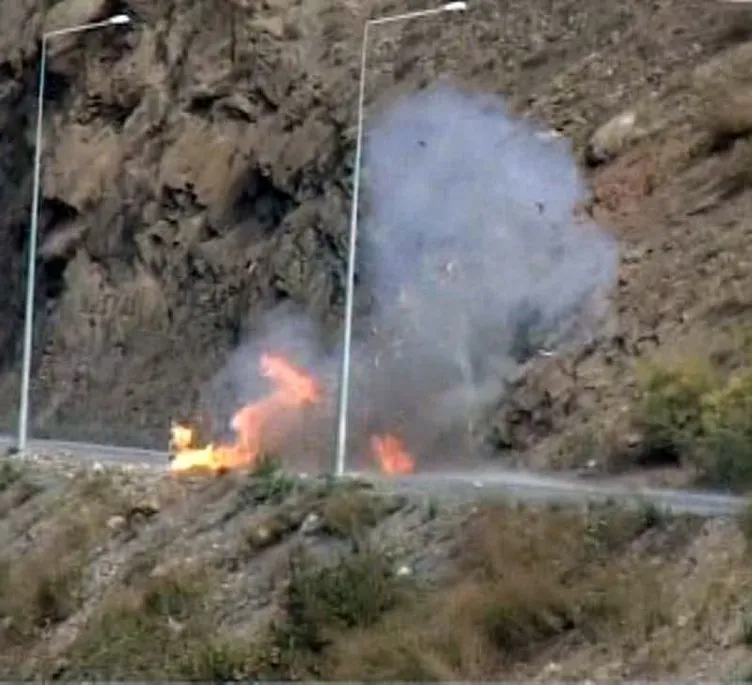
xmin=333 ymin=1 xmax=468 ymax=477
xmin=17 ymin=13 xmax=132 ymax=453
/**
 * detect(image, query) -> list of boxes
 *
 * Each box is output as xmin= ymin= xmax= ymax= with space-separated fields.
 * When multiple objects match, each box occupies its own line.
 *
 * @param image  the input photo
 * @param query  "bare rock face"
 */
xmin=0 ymin=0 xmax=360 ymax=446
xmin=585 ymin=110 xmax=641 ymax=166
xmin=0 ymin=0 xmax=738 ymax=455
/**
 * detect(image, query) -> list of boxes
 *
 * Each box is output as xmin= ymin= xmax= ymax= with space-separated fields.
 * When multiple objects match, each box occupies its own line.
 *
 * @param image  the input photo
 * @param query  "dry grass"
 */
xmin=113 ymin=265 xmax=170 ymax=336
xmin=61 ymin=541 xmax=410 ymax=680
xmin=678 ymin=39 xmax=752 ymax=204
xmin=693 ymin=41 xmax=752 ymax=142
xmin=252 ymin=544 xmax=412 ymax=679
xmin=739 ymin=500 xmax=752 ymax=552
xmin=586 ymin=35 xmax=752 ymax=219
xmin=241 ymin=502 xmax=309 ymax=553
xmin=0 ymin=548 xmax=82 ymax=650
xmin=318 ymin=505 xmax=674 ymax=680
xmin=0 ymin=467 xmax=166 ymax=671
xmin=239 ymin=478 xmax=402 ymax=556
xmin=60 ymin=567 xmax=234 ymax=680
xmin=316 ymin=486 xmax=403 ymax=540
xmin=282 ymin=546 xmax=408 ymax=647
xmin=68 ymin=503 xmax=668 ymax=681
xmin=0 ymin=459 xmax=42 ymax=517
xmin=0 ymin=486 xmax=113 ymax=652
xmin=0 ymin=457 xmax=732 ymax=681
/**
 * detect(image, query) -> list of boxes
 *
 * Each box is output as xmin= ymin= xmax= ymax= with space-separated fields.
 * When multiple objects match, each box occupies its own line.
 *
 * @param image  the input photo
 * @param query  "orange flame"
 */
xmin=260 ymin=352 xmax=321 ymax=406
xmin=370 ymin=434 xmax=415 ymax=475
xmin=169 ymin=352 xmax=416 ymax=476
xmin=168 ymin=353 xmax=321 ymax=474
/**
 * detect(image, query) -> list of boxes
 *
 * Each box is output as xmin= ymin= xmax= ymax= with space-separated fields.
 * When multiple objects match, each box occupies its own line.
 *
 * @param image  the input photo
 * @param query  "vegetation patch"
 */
xmin=326 ymin=506 xmax=673 ymax=679
xmin=0 ymin=516 xmax=100 ymax=654
xmin=60 ymin=568 xmax=240 ymax=680
xmin=316 ymin=487 xmax=403 ymax=540
xmin=0 ymin=461 xmax=718 ymax=681
xmin=633 ymin=356 xmax=719 ymax=465
xmin=259 ymin=545 xmax=411 ymax=677
xmin=0 ymin=458 xmax=27 ymax=493
xmin=233 ymin=505 xmax=674 ymax=680
xmin=0 ymin=466 xmax=43 ymax=518
xmin=0 ymin=468 xmax=163 ymax=672
xmin=632 ymin=354 xmax=752 ymax=489
xmin=236 ymin=454 xmax=301 ymax=506
xmin=241 ymin=504 xmax=310 ymax=554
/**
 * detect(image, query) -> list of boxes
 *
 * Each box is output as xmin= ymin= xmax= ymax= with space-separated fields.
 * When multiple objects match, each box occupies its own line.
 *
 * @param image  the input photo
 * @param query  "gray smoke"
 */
xmin=345 ymin=84 xmax=618 ymax=466
xmin=210 ymin=84 xmax=619 ymax=472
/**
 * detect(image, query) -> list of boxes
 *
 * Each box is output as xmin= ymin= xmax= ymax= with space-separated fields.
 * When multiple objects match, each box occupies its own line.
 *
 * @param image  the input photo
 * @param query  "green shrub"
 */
xmin=634 ymin=357 xmax=719 ymax=464
xmin=634 ymin=356 xmax=752 ymax=490
xmin=276 ymin=547 xmax=409 ymax=654
xmin=694 ymin=368 xmax=752 ymax=487
xmin=62 ymin=569 xmax=215 ymax=679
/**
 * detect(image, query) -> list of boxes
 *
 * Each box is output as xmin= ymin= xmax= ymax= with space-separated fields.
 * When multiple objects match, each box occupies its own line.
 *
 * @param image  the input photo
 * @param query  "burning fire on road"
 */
xmin=168 ymin=352 xmax=415 ymax=476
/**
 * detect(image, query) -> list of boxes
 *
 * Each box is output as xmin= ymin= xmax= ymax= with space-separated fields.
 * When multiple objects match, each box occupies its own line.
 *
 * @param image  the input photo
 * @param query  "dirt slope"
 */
xmin=1 ymin=0 xmax=752 ymax=465
xmin=0 ymin=453 xmax=751 ymax=680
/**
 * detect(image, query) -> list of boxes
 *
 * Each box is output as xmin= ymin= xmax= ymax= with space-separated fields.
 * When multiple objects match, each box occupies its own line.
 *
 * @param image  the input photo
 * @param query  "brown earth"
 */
xmin=2 ymin=0 xmax=752 ymax=471
xmin=0 ymin=453 xmax=751 ymax=681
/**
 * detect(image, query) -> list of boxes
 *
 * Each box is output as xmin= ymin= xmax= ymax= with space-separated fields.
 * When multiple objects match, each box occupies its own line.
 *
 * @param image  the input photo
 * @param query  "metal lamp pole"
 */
xmin=17 ymin=13 xmax=132 ymax=453
xmin=333 ymin=1 xmax=468 ymax=477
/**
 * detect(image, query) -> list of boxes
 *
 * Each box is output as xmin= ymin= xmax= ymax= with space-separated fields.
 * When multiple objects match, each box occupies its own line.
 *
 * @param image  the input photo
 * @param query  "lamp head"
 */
xmin=442 ymin=1 xmax=468 ymax=11
xmin=107 ymin=14 xmax=131 ymax=25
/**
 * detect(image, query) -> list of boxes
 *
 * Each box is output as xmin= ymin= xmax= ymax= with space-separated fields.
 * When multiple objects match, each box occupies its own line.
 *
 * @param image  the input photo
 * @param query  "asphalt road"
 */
xmin=0 ymin=434 xmax=166 ymax=466
xmin=0 ymin=434 xmax=746 ymax=518
xmin=357 ymin=470 xmax=748 ymax=517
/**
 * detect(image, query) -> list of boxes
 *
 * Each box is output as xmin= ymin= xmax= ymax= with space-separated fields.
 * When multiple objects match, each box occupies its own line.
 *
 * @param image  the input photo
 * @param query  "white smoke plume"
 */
xmin=209 ymin=84 xmax=619 ymax=472
xmin=344 ymin=84 xmax=619 ymax=467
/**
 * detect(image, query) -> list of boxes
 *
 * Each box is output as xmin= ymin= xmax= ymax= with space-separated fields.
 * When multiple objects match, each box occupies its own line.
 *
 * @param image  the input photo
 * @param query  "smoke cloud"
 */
xmin=210 ymin=84 xmax=619 ymax=472
xmin=347 ymin=84 xmax=618 ymax=467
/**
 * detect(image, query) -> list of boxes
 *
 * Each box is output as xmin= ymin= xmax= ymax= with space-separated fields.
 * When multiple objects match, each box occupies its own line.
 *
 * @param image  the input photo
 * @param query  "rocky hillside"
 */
xmin=0 ymin=453 xmax=751 ymax=680
xmin=3 ymin=0 xmax=752 ymax=472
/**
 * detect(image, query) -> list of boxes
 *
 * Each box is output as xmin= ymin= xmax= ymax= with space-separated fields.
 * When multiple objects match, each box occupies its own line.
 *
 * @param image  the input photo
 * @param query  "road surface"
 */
xmin=0 ymin=434 xmax=746 ymax=517
xmin=0 ymin=434 xmax=166 ymax=466
xmin=357 ymin=470 xmax=747 ymax=517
